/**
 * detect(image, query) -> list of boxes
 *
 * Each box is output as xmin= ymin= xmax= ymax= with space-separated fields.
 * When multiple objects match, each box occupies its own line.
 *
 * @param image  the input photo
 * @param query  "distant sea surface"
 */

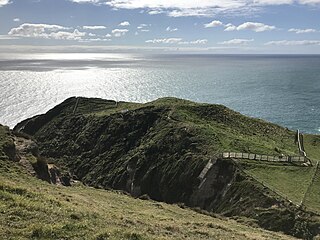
xmin=0 ymin=53 xmax=319 ymax=134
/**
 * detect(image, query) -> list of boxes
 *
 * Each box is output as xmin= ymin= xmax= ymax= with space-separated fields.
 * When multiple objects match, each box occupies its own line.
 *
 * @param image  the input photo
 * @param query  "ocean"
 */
xmin=0 ymin=53 xmax=319 ymax=134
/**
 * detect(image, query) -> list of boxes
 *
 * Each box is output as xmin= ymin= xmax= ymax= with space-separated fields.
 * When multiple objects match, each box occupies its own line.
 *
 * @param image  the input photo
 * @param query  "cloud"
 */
xmin=166 ymin=26 xmax=178 ymax=32
xmin=69 ymin=0 xmax=100 ymax=3
xmin=288 ymin=28 xmax=317 ymax=33
xmin=299 ymin=0 xmax=320 ymax=4
xmin=83 ymin=25 xmax=107 ymax=30
xmin=137 ymin=24 xmax=148 ymax=29
xmin=8 ymin=23 xmax=86 ymax=41
xmin=0 ymin=0 xmax=11 ymax=7
xmin=49 ymin=29 xmax=86 ymax=40
xmin=8 ymin=23 xmax=69 ymax=37
xmin=218 ymin=38 xmax=254 ymax=45
xmin=178 ymin=39 xmax=208 ymax=45
xmin=253 ymin=0 xmax=294 ymax=5
xmin=224 ymin=23 xmax=237 ymax=31
xmin=148 ymin=10 xmax=164 ymax=15
xmin=111 ymin=28 xmax=129 ymax=37
xmin=234 ymin=22 xmax=276 ymax=32
xmin=79 ymin=38 xmax=112 ymax=42
xmin=137 ymin=23 xmax=150 ymax=33
xmin=146 ymin=38 xmax=207 ymax=45
xmin=119 ymin=21 xmax=130 ymax=26
xmin=204 ymin=20 xmax=276 ymax=32
xmin=13 ymin=18 xmax=20 ymax=22
xmin=265 ymin=40 xmax=320 ymax=45
xmin=204 ymin=20 xmax=224 ymax=28
xmin=69 ymin=0 xmax=320 ymax=17
xmin=146 ymin=38 xmax=183 ymax=44
xmin=104 ymin=0 xmax=255 ymax=17
xmin=0 ymin=35 xmax=18 ymax=40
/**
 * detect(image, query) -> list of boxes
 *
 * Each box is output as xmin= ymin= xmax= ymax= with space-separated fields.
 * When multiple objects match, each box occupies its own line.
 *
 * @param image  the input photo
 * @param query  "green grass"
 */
xmin=0 ymin=125 xmax=14 ymax=160
xmin=304 ymin=134 xmax=320 ymax=163
xmin=71 ymin=97 xmax=302 ymax=157
xmin=240 ymin=161 xmax=315 ymax=205
xmin=0 ymin=160 xmax=295 ymax=240
xmin=303 ymin=163 xmax=320 ymax=213
xmin=237 ymin=131 xmax=320 ymax=213
xmin=8 ymin=96 xmax=320 ymax=238
xmin=171 ymin=102 xmax=299 ymax=156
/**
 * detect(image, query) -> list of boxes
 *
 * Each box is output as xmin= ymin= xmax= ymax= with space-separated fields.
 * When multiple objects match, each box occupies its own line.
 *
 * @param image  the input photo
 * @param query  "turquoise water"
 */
xmin=0 ymin=53 xmax=319 ymax=134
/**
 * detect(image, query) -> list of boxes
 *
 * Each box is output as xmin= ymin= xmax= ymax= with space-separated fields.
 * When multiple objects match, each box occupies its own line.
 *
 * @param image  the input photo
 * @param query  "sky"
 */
xmin=0 ymin=0 xmax=320 ymax=53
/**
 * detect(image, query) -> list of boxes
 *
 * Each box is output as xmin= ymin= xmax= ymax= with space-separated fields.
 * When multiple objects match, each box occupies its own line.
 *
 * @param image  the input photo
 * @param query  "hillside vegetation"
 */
xmin=6 ymin=97 xmax=320 ymax=239
xmin=0 ymin=157 xmax=298 ymax=240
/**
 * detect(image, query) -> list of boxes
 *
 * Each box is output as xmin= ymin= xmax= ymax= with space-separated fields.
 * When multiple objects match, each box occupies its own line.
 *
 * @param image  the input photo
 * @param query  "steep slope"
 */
xmin=0 ymin=124 xmax=299 ymax=240
xmin=0 ymin=158 xmax=297 ymax=240
xmin=13 ymin=97 xmax=320 ymax=239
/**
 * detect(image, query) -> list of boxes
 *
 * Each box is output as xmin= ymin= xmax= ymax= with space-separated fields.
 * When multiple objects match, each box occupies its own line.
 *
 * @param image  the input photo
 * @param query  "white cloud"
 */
xmin=49 ymin=29 xmax=86 ymax=40
xmin=148 ymin=10 xmax=164 ymax=15
xmin=146 ymin=38 xmax=207 ymax=45
xmin=105 ymin=33 xmax=112 ymax=37
xmin=8 ymin=23 xmax=86 ymax=41
xmin=265 ymin=40 xmax=320 ymax=45
xmin=111 ymin=28 xmax=129 ymax=37
xmin=253 ymin=0 xmax=294 ymax=5
xmin=68 ymin=0 xmax=320 ymax=17
xmin=224 ymin=23 xmax=237 ymax=31
xmin=204 ymin=20 xmax=224 ymax=28
xmin=83 ymin=25 xmax=107 ymax=30
xmin=79 ymin=38 xmax=112 ymax=42
xmin=137 ymin=24 xmax=148 ymax=29
xmin=69 ymin=0 xmax=100 ymax=3
xmin=218 ymin=38 xmax=254 ymax=45
xmin=137 ymin=23 xmax=150 ymax=33
xmin=119 ymin=21 xmax=130 ymax=26
xmin=8 ymin=23 xmax=69 ymax=37
xmin=0 ymin=0 xmax=11 ymax=7
xmin=288 ymin=28 xmax=317 ymax=33
xmin=179 ymin=39 xmax=208 ymax=45
xmin=166 ymin=26 xmax=178 ymax=32
xmin=0 ymin=35 xmax=17 ymax=40
xmin=299 ymin=0 xmax=320 ymax=4
xmin=13 ymin=18 xmax=20 ymax=22
xmin=204 ymin=20 xmax=276 ymax=32
xmin=104 ymin=0 xmax=253 ymax=17
xmin=235 ymin=22 xmax=276 ymax=32
xmin=146 ymin=38 xmax=183 ymax=44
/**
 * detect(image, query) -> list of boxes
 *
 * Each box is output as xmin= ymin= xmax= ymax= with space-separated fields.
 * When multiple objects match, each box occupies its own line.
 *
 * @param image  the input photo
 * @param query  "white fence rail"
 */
xmin=222 ymin=152 xmax=306 ymax=163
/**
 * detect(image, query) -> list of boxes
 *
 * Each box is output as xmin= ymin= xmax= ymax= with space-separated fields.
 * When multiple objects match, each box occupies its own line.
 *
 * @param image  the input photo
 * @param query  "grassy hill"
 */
xmin=0 ymin=128 xmax=295 ymax=240
xmin=0 ymin=161 xmax=298 ymax=240
xmin=5 ymin=97 xmax=320 ymax=239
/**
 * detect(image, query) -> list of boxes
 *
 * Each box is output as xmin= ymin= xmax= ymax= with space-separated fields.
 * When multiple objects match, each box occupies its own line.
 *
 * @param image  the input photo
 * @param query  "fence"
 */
xmin=221 ymin=152 xmax=307 ymax=163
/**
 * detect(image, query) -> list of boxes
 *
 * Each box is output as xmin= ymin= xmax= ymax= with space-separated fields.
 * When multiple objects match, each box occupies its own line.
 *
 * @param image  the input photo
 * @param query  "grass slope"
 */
xmin=0 ymin=159 xmax=296 ymax=240
xmin=0 ymin=124 xmax=15 ymax=160
xmin=9 ymin=97 xmax=320 ymax=238
xmin=303 ymin=164 xmax=320 ymax=213
xmin=239 ymin=134 xmax=320 ymax=213
xmin=240 ymin=161 xmax=316 ymax=205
